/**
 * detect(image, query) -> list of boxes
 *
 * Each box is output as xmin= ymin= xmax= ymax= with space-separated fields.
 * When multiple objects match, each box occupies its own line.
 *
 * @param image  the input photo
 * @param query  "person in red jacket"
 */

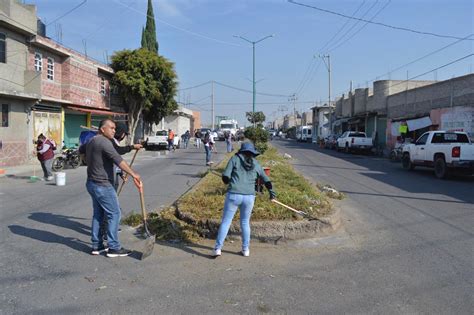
xmin=36 ymin=133 xmax=56 ymax=181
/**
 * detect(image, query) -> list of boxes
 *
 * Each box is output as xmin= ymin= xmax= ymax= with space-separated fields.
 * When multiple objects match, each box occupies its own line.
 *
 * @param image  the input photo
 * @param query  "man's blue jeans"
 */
xmin=86 ymin=180 xmax=121 ymax=250
xmin=205 ymin=145 xmax=212 ymax=163
xmin=215 ymin=193 xmax=255 ymax=251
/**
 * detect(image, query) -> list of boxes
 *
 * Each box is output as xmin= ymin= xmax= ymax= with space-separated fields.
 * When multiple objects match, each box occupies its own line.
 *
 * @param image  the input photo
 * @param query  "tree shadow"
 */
xmin=28 ymin=212 xmax=90 ymax=236
xmin=8 ymin=225 xmax=90 ymax=254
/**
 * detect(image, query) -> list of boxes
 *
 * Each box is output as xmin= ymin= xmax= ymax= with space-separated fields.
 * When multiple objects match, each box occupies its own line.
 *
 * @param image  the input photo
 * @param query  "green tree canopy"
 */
xmin=141 ymin=0 xmax=158 ymax=53
xmin=111 ymin=48 xmax=178 ymax=142
xmin=246 ymin=111 xmax=266 ymax=126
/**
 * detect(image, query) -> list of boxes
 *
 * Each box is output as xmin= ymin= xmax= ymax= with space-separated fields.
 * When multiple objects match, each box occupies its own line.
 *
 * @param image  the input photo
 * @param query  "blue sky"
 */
xmin=31 ymin=0 xmax=473 ymax=126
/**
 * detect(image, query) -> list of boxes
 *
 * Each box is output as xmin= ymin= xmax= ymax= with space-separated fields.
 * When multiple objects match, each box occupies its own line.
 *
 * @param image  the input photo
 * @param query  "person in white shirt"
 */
xmin=203 ymin=130 xmax=215 ymax=165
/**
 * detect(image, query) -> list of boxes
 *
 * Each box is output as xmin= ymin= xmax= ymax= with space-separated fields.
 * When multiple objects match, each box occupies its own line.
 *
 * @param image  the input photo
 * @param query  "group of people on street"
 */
xmin=37 ymin=118 xmax=275 ymax=259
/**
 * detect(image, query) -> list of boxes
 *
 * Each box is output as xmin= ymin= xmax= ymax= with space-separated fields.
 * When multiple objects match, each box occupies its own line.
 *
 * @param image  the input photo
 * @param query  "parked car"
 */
xmin=145 ymin=130 xmax=169 ymax=150
xmin=402 ymin=131 xmax=474 ymax=179
xmin=336 ymin=131 xmax=373 ymax=153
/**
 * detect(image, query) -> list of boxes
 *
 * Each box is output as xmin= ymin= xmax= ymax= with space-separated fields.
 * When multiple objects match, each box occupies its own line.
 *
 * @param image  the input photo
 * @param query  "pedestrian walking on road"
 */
xmin=203 ymin=130 xmax=214 ymax=165
xmin=84 ymin=119 xmax=141 ymax=258
xmin=167 ymin=129 xmax=175 ymax=151
xmin=194 ymin=129 xmax=202 ymax=148
xmin=182 ymin=130 xmax=190 ymax=149
xmin=212 ymin=142 xmax=276 ymax=257
xmin=35 ymin=133 xmax=56 ymax=181
xmin=225 ymin=130 xmax=233 ymax=153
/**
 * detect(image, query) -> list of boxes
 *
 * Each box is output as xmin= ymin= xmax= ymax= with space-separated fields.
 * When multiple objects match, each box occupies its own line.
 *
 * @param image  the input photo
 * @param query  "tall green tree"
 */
xmin=111 ymin=48 xmax=177 ymax=142
xmin=141 ymin=0 xmax=158 ymax=53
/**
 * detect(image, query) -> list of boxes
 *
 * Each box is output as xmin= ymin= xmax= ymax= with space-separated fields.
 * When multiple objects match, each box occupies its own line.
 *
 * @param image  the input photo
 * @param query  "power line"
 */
xmin=327 ymin=0 xmax=391 ymax=53
xmin=321 ymin=0 xmax=371 ymax=53
xmin=288 ymin=0 xmax=473 ymax=41
xmin=46 ymin=0 xmax=87 ymax=26
xmin=112 ymin=0 xmax=243 ymax=47
xmin=333 ymin=34 xmax=473 ymax=96
xmin=293 ymin=0 xmax=368 ymax=95
xmin=326 ymin=0 xmax=383 ymax=52
xmin=213 ymin=80 xmax=290 ymax=98
xmin=178 ymin=81 xmax=212 ymax=91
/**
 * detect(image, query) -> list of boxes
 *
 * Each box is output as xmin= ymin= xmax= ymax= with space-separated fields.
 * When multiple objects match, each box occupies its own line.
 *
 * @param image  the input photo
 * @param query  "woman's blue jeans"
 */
xmin=215 ymin=193 xmax=255 ymax=251
xmin=86 ymin=180 xmax=122 ymax=250
xmin=226 ymin=140 xmax=232 ymax=153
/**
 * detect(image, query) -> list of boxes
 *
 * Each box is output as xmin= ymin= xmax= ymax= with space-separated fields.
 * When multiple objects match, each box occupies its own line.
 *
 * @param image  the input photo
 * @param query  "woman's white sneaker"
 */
xmin=212 ymin=249 xmax=221 ymax=257
xmin=241 ymin=249 xmax=250 ymax=257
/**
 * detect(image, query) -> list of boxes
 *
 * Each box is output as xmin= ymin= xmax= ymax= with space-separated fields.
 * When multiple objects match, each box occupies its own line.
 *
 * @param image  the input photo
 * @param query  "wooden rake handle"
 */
xmin=117 ymin=149 xmax=140 ymax=196
xmin=271 ymin=199 xmax=308 ymax=217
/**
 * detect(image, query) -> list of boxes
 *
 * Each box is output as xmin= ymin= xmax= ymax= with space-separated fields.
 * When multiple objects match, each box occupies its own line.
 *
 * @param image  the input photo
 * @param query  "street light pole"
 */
xmin=234 ymin=34 xmax=274 ymax=125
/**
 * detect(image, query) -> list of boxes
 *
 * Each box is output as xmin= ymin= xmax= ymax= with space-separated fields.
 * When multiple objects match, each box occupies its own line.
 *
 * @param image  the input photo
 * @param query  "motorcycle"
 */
xmin=389 ymin=139 xmax=412 ymax=162
xmin=52 ymin=147 xmax=81 ymax=171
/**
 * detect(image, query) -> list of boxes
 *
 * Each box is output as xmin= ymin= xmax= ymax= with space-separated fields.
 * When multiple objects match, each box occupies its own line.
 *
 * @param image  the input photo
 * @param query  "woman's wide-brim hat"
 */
xmin=238 ymin=142 xmax=260 ymax=156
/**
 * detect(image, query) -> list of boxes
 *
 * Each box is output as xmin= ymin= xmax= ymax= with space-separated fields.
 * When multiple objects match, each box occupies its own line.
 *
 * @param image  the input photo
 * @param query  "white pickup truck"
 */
xmin=337 ymin=131 xmax=373 ymax=153
xmin=402 ymin=131 xmax=474 ymax=179
xmin=145 ymin=130 xmax=169 ymax=150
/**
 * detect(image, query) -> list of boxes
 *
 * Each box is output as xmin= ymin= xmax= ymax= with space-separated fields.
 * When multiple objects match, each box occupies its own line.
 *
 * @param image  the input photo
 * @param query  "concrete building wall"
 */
xmin=353 ymin=88 xmax=368 ymax=115
xmin=0 ymin=26 xmax=30 ymax=92
xmin=387 ymin=74 xmax=474 ymax=119
xmin=0 ymin=99 xmax=33 ymax=166
xmin=302 ymin=110 xmax=313 ymax=126
xmin=371 ymin=80 xmax=436 ymax=113
xmin=335 ymin=96 xmax=343 ymax=117
xmin=0 ymin=0 xmax=37 ymax=34
xmin=342 ymin=95 xmax=353 ymax=117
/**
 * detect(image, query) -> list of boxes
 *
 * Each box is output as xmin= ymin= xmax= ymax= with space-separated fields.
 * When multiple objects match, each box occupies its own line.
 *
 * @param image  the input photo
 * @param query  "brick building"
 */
xmin=0 ymin=0 xmax=125 ymax=167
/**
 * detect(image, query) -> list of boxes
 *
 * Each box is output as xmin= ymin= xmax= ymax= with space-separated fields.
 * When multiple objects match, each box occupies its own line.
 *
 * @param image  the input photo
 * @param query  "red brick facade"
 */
xmin=28 ymin=36 xmax=113 ymax=109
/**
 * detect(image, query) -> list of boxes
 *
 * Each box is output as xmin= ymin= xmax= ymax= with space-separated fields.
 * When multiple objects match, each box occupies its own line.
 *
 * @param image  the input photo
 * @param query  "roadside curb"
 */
xmin=175 ymin=203 xmax=341 ymax=243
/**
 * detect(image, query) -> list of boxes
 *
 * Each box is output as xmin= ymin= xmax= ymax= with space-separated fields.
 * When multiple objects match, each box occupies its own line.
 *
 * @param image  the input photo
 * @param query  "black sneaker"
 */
xmin=106 ymin=248 xmax=132 ymax=258
xmin=91 ymin=245 xmax=109 ymax=255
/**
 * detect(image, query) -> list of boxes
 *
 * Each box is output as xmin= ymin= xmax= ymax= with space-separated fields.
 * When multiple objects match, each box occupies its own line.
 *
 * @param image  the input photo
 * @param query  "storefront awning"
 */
xmin=406 ymin=116 xmax=432 ymax=131
xmin=333 ymin=118 xmax=349 ymax=127
xmin=67 ymin=106 xmax=128 ymax=116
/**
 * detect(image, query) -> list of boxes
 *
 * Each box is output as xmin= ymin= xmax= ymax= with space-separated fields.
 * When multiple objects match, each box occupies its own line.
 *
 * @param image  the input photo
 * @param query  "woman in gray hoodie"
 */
xmin=213 ymin=142 xmax=276 ymax=257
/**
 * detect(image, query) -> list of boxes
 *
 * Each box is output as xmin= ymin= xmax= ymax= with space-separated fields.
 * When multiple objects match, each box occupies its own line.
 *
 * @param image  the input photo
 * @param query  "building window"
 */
xmin=100 ymin=77 xmax=106 ymax=96
xmin=0 ymin=33 xmax=5 ymax=63
xmin=34 ymin=52 xmax=42 ymax=72
xmin=1 ymin=104 xmax=9 ymax=127
xmin=47 ymin=57 xmax=54 ymax=80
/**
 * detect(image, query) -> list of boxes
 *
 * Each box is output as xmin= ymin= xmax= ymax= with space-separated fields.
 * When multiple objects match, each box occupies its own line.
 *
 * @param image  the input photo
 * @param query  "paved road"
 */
xmin=1 ymin=139 xmax=472 ymax=314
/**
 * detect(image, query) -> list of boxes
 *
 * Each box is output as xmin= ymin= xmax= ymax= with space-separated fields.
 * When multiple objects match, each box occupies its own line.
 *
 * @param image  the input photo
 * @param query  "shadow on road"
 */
xmin=8 ymin=225 xmax=90 ymax=254
xmin=28 ymin=212 xmax=90 ymax=236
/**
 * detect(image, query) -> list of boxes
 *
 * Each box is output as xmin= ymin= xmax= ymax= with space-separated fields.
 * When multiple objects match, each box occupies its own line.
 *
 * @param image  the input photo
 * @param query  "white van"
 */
xmin=296 ymin=126 xmax=312 ymax=142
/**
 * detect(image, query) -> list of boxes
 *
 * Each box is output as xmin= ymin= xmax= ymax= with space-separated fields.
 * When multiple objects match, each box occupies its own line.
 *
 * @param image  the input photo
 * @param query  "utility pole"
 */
xmin=319 ymin=54 xmax=332 ymax=133
xmin=211 ymin=80 xmax=215 ymax=130
xmin=289 ymin=93 xmax=298 ymax=136
xmin=233 ymin=34 xmax=274 ymax=125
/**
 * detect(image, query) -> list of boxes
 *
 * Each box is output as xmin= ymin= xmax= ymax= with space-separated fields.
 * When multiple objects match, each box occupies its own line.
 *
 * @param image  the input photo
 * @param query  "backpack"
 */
xmin=203 ymin=133 xmax=211 ymax=144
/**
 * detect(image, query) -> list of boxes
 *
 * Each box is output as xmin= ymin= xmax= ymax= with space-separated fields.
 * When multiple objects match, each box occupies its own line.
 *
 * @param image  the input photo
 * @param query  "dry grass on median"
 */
xmin=178 ymin=146 xmax=332 ymax=221
xmin=122 ymin=145 xmax=333 ymax=242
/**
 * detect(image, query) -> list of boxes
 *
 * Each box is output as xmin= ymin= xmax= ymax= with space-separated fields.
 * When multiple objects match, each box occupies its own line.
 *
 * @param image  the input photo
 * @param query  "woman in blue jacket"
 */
xmin=213 ymin=142 xmax=276 ymax=257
